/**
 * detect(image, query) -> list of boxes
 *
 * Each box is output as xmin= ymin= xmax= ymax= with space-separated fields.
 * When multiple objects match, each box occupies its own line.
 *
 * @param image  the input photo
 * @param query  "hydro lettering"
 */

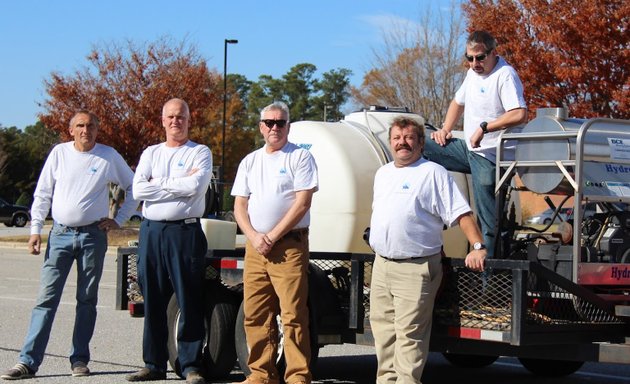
xmin=605 ymin=164 xmax=630 ymax=174
xmin=611 ymin=266 xmax=630 ymax=280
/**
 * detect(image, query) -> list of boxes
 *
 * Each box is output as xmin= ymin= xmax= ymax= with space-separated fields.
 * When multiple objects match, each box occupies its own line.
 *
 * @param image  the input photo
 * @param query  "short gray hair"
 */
xmin=260 ymin=101 xmax=290 ymax=122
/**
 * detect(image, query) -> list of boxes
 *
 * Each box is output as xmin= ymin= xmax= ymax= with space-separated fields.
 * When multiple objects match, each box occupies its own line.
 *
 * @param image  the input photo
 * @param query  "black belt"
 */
xmin=278 ymin=227 xmax=309 ymax=242
xmin=152 ymin=218 xmax=199 ymax=225
xmin=379 ymin=253 xmax=439 ymax=261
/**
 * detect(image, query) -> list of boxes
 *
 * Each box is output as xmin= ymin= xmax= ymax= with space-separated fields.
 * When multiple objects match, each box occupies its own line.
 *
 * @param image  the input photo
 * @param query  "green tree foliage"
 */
xmin=243 ymin=64 xmax=353 ymax=135
xmin=312 ymin=68 xmax=352 ymax=122
xmin=464 ymin=0 xmax=629 ymax=119
xmin=0 ymin=122 xmax=59 ymax=203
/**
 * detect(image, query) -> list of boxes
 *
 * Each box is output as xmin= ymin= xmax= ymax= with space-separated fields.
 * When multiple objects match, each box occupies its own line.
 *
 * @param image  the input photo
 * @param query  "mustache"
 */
xmin=395 ymin=144 xmax=412 ymax=151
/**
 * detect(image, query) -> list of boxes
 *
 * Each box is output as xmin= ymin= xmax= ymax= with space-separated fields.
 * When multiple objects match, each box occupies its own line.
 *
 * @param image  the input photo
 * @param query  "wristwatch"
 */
xmin=480 ymin=121 xmax=489 ymax=134
xmin=473 ymin=242 xmax=486 ymax=250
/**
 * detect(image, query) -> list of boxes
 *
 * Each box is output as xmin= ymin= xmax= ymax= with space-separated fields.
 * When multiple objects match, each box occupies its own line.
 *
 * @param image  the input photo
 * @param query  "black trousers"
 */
xmin=137 ymin=218 xmax=207 ymax=375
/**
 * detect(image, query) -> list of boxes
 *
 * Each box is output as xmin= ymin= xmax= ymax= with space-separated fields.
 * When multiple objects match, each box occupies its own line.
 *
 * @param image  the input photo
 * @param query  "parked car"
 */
xmin=525 ymin=207 xmax=571 ymax=225
xmin=0 ymin=197 xmax=31 ymax=227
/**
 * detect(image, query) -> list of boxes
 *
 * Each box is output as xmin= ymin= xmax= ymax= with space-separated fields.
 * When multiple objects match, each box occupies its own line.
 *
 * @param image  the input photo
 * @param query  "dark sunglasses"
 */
xmin=261 ymin=119 xmax=287 ymax=128
xmin=464 ymin=49 xmax=492 ymax=62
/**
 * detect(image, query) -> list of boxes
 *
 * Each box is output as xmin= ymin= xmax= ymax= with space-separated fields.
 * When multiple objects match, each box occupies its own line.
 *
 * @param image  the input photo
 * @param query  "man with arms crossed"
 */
xmin=126 ymin=98 xmax=211 ymax=384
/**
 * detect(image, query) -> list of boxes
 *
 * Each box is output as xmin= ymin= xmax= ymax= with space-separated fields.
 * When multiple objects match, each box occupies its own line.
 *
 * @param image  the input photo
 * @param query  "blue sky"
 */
xmin=0 ymin=0 xmax=456 ymax=129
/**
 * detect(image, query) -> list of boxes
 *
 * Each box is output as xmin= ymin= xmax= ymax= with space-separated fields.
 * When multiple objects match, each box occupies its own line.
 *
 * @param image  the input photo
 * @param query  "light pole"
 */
xmin=222 ymin=38 xmax=238 ymax=184
xmin=323 ymin=105 xmax=332 ymax=121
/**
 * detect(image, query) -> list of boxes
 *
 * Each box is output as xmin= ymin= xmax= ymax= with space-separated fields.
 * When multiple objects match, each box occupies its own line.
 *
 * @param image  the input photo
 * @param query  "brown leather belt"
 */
xmin=279 ymin=227 xmax=309 ymax=242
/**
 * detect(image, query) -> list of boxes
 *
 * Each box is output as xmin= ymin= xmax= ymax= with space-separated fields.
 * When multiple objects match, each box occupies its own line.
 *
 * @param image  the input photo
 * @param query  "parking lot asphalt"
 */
xmin=0 ymin=242 xmax=377 ymax=384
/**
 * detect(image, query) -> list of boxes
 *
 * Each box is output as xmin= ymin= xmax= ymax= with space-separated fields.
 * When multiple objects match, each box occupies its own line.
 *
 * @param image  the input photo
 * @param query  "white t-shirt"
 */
xmin=133 ymin=140 xmax=212 ymax=221
xmin=30 ymin=142 xmax=137 ymax=234
xmin=455 ymin=56 xmax=527 ymax=162
xmin=231 ymin=142 xmax=318 ymax=233
xmin=369 ymin=158 xmax=471 ymax=258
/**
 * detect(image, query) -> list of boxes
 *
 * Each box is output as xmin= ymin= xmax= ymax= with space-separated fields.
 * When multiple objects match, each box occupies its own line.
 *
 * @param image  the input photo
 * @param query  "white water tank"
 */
xmin=289 ymin=117 xmax=386 ymax=253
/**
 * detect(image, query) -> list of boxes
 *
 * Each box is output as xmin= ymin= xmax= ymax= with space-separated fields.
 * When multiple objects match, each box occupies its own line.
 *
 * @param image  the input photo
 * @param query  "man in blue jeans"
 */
xmin=1 ymin=110 xmax=137 ymax=380
xmin=424 ymin=30 xmax=527 ymax=258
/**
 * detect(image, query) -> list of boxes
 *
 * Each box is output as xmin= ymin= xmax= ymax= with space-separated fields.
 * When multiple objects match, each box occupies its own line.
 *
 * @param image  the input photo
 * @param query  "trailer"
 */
xmin=115 ymin=106 xmax=630 ymax=380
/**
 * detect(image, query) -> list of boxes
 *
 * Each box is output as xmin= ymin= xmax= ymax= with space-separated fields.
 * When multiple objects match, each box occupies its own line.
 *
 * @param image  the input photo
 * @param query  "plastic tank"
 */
xmin=515 ymin=108 xmax=630 ymax=194
xmin=289 ymin=113 xmax=389 ymax=253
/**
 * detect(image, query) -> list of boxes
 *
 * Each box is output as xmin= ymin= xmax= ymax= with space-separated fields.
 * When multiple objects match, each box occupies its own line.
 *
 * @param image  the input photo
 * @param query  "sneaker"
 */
xmin=185 ymin=371 xmax=206 ymax=384
xmin=71 ymin=362 xmax=90 ymax=377
xmin=1 ymin=363 xmax=35 ymax=380
xmin=125 ymin=368 xmax=166 ymax=382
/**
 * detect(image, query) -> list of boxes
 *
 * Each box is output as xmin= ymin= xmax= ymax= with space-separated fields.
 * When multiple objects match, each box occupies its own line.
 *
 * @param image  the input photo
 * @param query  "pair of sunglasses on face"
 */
xmin=261 ymin=119 xmax=288 ymax=128
xmin=464 ymin=49 xmax=492 ymax=63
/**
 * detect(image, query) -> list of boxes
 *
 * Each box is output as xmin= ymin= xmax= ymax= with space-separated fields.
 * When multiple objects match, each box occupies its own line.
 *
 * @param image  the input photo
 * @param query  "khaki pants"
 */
xmin=369 ymin=253 xmax=443 ymax=384
xmin=243 ymin=234 xmax=311 ymax=384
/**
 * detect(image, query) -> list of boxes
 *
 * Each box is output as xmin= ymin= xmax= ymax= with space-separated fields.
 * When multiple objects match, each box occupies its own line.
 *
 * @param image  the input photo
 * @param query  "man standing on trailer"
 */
xmin=424 ymin=30 xmax=527 ymax=259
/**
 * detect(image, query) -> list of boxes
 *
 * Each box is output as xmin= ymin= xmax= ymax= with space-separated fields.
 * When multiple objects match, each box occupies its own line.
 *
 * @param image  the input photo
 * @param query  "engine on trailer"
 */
xmin=582 ymin=208 xmax=630 ymax=264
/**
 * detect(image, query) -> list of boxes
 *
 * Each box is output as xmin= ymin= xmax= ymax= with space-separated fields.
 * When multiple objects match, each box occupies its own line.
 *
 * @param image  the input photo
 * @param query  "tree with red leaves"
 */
xmin=463 ymin=0 xmax=629 ymax=119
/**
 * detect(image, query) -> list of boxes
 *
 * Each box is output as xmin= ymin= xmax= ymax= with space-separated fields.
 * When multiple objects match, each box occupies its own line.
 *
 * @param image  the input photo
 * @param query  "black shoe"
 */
xmin=1 ymin=363 xmax=35 ymax=380
xmin=186 ymin=371 xmax=206 ymax=384
xmin=71 ymin=361 xmax=90 ymax=377
xmin=125 ymin=368 xmax=166 ymax=382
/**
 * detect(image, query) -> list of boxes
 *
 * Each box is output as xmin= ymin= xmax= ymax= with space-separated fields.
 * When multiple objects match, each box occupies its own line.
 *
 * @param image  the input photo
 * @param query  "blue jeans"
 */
xmin=19 ymin=222 xmax=107 ymax=371
xmin=423 ymin=134 xmax=497 ymax=258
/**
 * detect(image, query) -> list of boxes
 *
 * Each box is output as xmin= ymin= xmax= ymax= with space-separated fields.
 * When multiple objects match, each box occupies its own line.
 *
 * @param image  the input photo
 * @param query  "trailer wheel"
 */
xmin=442 ymin=353 xmax=498 ymax=368
xmin=167 ymin=286 xmax=239 ymax=379
xmin=518 ymin=358 xmax=583 ymax=377
xmin=234 ymin=295 xmax=319 ymax=381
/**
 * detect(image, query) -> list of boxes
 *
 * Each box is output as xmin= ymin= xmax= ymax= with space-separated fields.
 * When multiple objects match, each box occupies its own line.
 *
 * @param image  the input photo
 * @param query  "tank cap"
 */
xmin=536 ymin=107 xmax=568 ymax=119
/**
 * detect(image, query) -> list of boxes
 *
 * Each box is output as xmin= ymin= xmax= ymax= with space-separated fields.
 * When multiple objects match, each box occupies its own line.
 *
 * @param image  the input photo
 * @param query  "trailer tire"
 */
xmin=518 ymin=358 xmax=584 ymax=377
xmin=167 ymin=287 xmax=239 ymax=379
xmin=235 ymin=293 xmax=319 ymax=381
xmin=442 ymin=353 xmax=498 ymax=368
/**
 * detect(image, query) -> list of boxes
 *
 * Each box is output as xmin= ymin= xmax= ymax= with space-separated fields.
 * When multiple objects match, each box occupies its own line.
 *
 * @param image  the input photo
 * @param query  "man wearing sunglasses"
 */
xmin=424 ymin=30 xmax=527 ymax=260
xmin=231 ymin=101 xmax=318 ymax=384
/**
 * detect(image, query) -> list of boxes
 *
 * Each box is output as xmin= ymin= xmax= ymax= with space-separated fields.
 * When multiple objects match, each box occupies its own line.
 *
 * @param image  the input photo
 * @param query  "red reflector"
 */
xmin=448 ymin=327 xmax=481 ymax=339
xmin=129 ymin=301 xmax=144 ymax=317
xmin=220 ymin=259 xmax=238 ymax=269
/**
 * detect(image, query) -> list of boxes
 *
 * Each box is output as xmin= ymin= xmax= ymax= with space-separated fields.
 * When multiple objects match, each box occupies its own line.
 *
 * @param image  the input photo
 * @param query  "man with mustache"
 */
xmin=369 ymin=116 xmax=486 ymax=383
xmin=424 ymin=30 xmax=527 ymax=260
xmin=2 ymin=111 xmax=137 ymax=380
